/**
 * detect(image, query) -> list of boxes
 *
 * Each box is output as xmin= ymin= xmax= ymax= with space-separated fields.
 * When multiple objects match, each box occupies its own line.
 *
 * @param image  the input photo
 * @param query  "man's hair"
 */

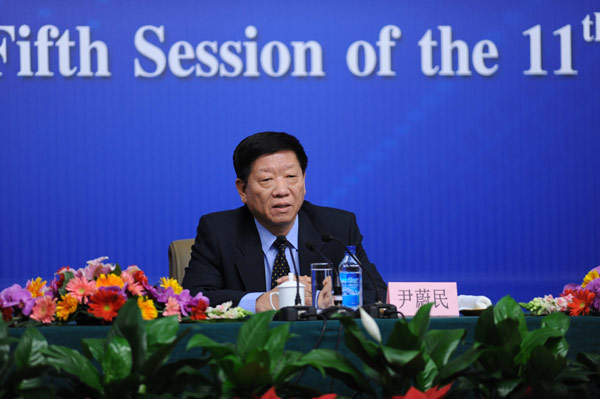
xmin=233 ymin=131 xmax=308 ymax=183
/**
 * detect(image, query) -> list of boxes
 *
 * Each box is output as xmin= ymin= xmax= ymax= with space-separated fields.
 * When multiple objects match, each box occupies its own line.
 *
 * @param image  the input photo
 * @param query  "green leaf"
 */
xmin=146 ymin=315 xmax=179 ymax=355
xmin=236 ymin=311 xmax=275 ymax=359
xmin=495 ymin=318 xmax=523 ymax=354
xmin=214 ymin=353 xmax=242 ymax=378
xmin=474 ymin=306 xmax=501 ymax=346
xmin=387 ymin=319 xmax=419 ymax=350
xmin=111 ymin=298 xmax=147 ymax=373
xmin=423 ymin=329 xmax=465 ymax=367
xmin=43 ymin=345 xmax=103 ymax=393
xmin=493 ymin=295 xmax=527 ymax=338
xmin=409 ymin=303 xmax=433 ymax=340
xmin=541 ymin=312 xmax=569 ymax=335
xmin=415 ymin=353 xmax=438 ymax=392
xmin=14 ymin=328 xmax=47 ymax=369
xmin=145 ymin=358 xmax=213 ymax=396
xmin=516 ymin=328 xmax=565 ymax=364
xmin=497 ymin=378 xmax=522 ymax=398
xmin=437 ymin=346 xmax=480 ymax=383
xmin=102 ymin=335 xmax=132 ymax=384
xmin=263 ymin=323 xmax=292 ymax=368
xmin=339 ymin=316 xmax=381 ymax=371
xmin=15 ymin=384 xmax=54 ymax=399
xmin=58 ymin=271 xmax=75 ymax=297
xmin=231 ymin=361 xmax=271 ymax=394
xmin=81 ymin=338 xmax=105 ymax=363
xmin=526 ymin=346 xmax=566 ymax=384
xmin=294 ymin=349 xmax=375 ymax=395
xmin=382 ymin=346 xmax=421 ymax=369
xmin=576 ymin=351 xmax=600 ymax=371
xmin=186 ymin=333 xmax=235 ymax=358
xmin=142 ymin=329 xmax=191 ymax=378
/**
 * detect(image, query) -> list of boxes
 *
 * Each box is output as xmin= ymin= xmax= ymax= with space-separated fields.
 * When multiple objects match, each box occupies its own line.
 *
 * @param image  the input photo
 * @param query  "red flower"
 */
xmin=391 ymin=383 xmax=453 ymax=399
xmin=190 ymin=299 xmax=208 ymax=320
xmin=240 ymin=387 xmax=337 ymax=399
xmin=567 ymin=289 xmax=596 ymax=316
xmin=2 ymin=307 xmax=13 ymax=322
xmin=88 ymin=287 xmax=126 ymax=321
xmin=54 ymin=266 xmax=70 ymax=289
xmin=561 ymin=289 xmax=576 ymax=297
xmin=132 ymin=270 xmax=148 ymax=286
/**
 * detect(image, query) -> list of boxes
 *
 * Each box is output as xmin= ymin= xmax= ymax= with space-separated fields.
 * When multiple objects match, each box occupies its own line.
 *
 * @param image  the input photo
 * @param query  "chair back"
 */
xmin=168 ymin=239 xmax=194 ymax=283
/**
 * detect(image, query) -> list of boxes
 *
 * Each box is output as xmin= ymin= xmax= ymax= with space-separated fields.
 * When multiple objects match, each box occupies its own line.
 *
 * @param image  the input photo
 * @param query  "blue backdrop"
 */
xmin=2 ymin=0 xmax=599 ymax=304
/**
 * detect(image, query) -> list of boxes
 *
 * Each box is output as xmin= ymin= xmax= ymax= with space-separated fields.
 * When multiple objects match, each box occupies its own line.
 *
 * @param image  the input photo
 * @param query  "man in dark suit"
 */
xmin=182 ymin=132 xmax=386 ymax=312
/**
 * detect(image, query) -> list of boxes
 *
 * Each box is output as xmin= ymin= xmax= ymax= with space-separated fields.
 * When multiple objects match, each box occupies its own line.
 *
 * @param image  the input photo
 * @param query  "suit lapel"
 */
xmin=234 ymin=208 xmax=267 ymax=291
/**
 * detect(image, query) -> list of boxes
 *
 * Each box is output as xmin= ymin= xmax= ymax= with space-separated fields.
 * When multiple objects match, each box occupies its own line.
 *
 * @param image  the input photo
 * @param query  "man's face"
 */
xmin=236 ymin=150 xmax=306 ymax=236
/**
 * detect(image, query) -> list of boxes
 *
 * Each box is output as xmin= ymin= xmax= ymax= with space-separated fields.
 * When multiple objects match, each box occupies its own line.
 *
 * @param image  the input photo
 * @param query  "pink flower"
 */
xmin=163 ymin=296 xmax=181 ymax=321
xmin=555 ymin=296 xmax=570 ymax=312
xmin=121 ymin=271 xmax=145 ymax=296
xmin=82 ymin=256 xmax=113 ymax=280
xmin=66 ymin=275 xmax=97 ymax=304
xmin=30 ymin=296 xmax=56 ymax=324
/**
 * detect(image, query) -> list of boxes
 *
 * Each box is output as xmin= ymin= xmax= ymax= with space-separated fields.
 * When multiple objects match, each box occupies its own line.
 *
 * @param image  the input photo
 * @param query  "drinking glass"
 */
xmin=311 ymin=263 xmax=333 ymax=310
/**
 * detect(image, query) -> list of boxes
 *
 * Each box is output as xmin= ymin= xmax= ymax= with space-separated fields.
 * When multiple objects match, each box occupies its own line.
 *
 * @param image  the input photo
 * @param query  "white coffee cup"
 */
xmin=270 ymin=272 xmax=305 ymax=309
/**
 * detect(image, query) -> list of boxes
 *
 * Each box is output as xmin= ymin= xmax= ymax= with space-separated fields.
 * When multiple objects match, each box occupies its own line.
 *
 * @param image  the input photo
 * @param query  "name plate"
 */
xmin=387 ymin=282 xmax=459 ymax=317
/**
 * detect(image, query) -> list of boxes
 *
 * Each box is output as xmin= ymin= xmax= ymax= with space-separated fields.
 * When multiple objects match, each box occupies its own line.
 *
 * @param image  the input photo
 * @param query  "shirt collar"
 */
xmin=254 ymin=215 xmax=299 ymax=254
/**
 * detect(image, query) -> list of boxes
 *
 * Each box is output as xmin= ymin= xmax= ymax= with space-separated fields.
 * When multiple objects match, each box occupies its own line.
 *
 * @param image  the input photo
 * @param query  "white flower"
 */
xmin=359 ymin=307 xmax=381 ymax=343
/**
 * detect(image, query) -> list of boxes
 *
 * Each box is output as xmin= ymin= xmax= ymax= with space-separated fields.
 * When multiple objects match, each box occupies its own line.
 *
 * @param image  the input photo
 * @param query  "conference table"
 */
xmin=9 ymin=316 xmax=600 ymax=395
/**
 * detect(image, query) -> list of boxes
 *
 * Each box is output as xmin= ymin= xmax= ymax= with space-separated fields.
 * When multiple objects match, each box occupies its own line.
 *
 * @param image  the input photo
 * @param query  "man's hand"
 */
xmin=316 ymin=275 xmax=333 ymax=309
xmin=255 ymin=275 xmax=313 ymax=312
xmin=256 ymin=286 xmax=280 ymax=312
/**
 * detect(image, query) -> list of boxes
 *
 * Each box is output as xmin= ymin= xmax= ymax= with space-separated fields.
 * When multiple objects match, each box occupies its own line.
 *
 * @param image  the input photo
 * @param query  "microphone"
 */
xmin=305 ymin=242 xmax=343 ymax=306
xmin=321 ymin=234 xmax=383 ymax=303
xmin=276 ymin=235 xmax=301 ymax=306
xmin=321 ymin=234 xmax=398 ymax=319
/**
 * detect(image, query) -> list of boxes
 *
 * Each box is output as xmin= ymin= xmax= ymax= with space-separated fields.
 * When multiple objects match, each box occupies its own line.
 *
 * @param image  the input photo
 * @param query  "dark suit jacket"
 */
xmin=182 ymin=201 xmax=387 ymax=307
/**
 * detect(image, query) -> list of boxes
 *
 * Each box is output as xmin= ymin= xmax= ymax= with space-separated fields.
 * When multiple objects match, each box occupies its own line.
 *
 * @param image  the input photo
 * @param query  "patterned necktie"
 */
xmin=271 ymin=239 xmax=290 ymax=288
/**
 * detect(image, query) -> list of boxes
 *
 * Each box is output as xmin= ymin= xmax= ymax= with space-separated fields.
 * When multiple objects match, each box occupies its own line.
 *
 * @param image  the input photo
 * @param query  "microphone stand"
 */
xmin=321 ymin=234 xmax=398 ymax=319
xmin=305 ymin=242 xmax=356 ymax=319
xmin=273 ymin=236 xmax=318 ymax=321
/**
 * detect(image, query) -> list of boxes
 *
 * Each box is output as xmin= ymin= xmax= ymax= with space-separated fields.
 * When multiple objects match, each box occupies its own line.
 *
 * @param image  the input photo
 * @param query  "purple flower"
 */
xmin=188 ymin=291 xmax=209 ymax=313
xmin=164 ymin=289 xmax=208 ymax=317
xmin=585 ymin=278 xmax=600 ymax=311
xmin=142 ymin=281 xmax=160 ymax=300
xmin=153 ymin=286 xmax=175 ymax=303
xmin=0 ymin=284 xmax=35 ymax=316
xmin=177 ymin=289 xmax=195 ymax=316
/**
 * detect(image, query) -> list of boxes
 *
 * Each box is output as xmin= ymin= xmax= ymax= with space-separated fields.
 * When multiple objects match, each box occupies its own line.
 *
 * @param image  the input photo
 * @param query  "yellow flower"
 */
xmin=582 ymin=269 xmax=600 ymax=289
xmin=26 ymin=277 xmax=47 ymax=298
xmin=137 ymin=296 xmax=158 ymax=320
xmin=96 ymin=273 xmax=124 ymax=289
xmin=56 ymin=294 xmax=78 ymax=321
xmin=160 ymin=277 xmax=183 ymax=295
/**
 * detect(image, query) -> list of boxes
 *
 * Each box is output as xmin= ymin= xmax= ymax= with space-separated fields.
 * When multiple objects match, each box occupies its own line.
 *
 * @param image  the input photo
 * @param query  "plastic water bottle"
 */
xmin=338 ymin=245 xmax=362 ymax=309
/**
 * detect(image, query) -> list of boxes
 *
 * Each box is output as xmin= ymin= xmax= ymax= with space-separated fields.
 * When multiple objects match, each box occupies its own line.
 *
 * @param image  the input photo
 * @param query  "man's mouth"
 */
xmin=273 ymin=204 xmax=290 ymax=209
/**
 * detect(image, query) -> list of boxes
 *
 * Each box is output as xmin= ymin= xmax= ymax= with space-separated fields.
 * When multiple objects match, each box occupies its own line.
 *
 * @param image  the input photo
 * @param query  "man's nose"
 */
xmin=272 ymin=177 xmax=289 ymax=196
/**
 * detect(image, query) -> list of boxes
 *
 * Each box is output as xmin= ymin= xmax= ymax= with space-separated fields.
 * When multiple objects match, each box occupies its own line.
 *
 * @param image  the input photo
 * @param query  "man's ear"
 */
xmin=302 ymin=171 xmax=307 ymax=196
xmin=235 ymin=178 xmax=247 ymax=203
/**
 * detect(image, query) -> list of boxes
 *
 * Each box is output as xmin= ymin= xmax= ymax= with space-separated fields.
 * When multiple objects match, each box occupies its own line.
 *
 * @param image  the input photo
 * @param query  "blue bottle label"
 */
xmin=340 ymin=271 xmax=360 ymax=308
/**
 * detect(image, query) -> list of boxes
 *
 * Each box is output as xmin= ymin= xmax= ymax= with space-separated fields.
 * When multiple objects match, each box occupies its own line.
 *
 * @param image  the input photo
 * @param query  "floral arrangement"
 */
xmin=521 ymin=265 xmax=600 ymax=316
xmin=0 ymin=256 xmax=251 ymax=326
